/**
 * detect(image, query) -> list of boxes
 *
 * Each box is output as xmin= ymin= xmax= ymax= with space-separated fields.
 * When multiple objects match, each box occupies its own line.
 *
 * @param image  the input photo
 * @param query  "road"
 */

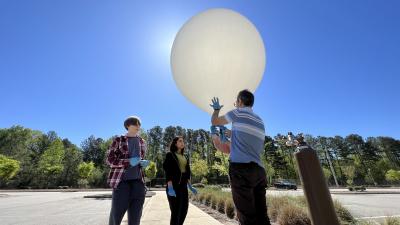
xmin=265 ymin=189 xmax=400 ymax=221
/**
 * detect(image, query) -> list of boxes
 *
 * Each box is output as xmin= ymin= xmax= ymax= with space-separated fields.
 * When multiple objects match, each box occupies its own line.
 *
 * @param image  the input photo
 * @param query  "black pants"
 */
xmin=166 ymin=184 xmax=189 ymax=225
xmin=109 ymin=179 xmax=146 ymax=225
xmin=229 ymin=162 xmax=271 ymax=225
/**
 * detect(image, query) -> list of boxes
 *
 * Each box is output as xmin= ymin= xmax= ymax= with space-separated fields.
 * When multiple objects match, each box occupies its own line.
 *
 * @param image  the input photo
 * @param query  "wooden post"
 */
xmin=288 ymin=133 xmax=340 ymax=225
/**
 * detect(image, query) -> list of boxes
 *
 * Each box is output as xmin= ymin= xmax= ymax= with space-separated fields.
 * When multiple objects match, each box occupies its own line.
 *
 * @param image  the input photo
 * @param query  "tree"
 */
xmin=0 ymin=126 xmax=32 ymax=158
xmin=78 ymin=162 xmax=95 ymax=188
xmin=323 ymin=167 xmax=332 ymax=184
xmin=273 ymin=134 xmax=298 ymax=180
xmin=38 ymin=139 xmax=65 ymax=188
xmin=345 ymin=134 xmax=371 ymax=184
xmin=212 ymin=151 xmax=229 ymax=176
xmin=385 ymin=169 xmax=400 ymax=184
xmin=163 ymin=126 xmax=177 ymax=151
xmin=145 ymin=161 xmax=157 ymax=188
xmin=370 ymin=159 xmax=391 ymax=184
xmin=342 ymin=165 xmax=355 ymax=186
xmin=0 ymin=154 xmax=20 ymax=182
xmin=262 ymin=157 xmax=275 ymax=186
xmin=191 ymin=152 xmax=208 ymax=182
xmin=61 ymin=145 xmax=83 ymax=187
xmin=376 ymin=137 xmax=400 ymax=169
xmin=147 ymin=126 xmax=164 ymax=179
xmin=81 ymin=136 xmax=106 ymax=168
xmin=78 ymin=162 xmax=95 ymax=179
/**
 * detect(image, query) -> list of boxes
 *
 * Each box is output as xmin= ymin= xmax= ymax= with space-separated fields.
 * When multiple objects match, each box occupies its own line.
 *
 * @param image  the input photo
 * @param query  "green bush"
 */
xmin=201 ymin=177 xmax=208 ymax=185
xmin=348 ymin=186 xmax=354 ymax=191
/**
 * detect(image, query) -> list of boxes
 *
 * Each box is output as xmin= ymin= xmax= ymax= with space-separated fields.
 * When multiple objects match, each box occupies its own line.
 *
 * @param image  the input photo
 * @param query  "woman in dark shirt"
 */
xmin=163 ymin=136 xmax=197 ymax=225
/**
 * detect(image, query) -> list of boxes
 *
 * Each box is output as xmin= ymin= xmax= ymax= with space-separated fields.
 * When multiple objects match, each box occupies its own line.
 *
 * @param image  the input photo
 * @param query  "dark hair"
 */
xmin=237 ymin=89 xmax=254 ymax=107
xmin=124 ymin=116 xmax=141 ymax=130
xmin=169 ymin=136 xmax=185 ymax=154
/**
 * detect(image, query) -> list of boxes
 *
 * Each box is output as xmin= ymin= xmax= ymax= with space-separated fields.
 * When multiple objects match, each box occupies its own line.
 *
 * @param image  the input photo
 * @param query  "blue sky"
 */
xmin=1 ymin=0 xmax=399 ymax=145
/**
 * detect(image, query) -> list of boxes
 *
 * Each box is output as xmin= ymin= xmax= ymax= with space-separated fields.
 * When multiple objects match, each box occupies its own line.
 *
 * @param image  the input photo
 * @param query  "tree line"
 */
xmin=0 ymin=125 xmax=399 ymax=189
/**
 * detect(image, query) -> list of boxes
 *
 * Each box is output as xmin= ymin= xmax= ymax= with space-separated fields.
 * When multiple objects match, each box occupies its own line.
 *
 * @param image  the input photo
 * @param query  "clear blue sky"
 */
xmin=1 ymin=0 xmax=399 ymax=145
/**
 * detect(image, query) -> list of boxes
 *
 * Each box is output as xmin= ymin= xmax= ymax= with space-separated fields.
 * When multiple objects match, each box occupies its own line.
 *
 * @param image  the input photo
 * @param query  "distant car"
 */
xmin=273 ymin=181 xmax=297 ymax=190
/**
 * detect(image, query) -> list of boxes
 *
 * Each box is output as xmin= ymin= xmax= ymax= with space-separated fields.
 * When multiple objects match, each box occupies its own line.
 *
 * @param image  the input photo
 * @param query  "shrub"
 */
xmin=201 ymin=177 xmax=208 ymax=185
xmin=192 ymin=183 xmax=205 ymax=188
xmin=198 ymin=192 xmax=206 ymax=203
xmin=204 ymin=193 xmax=212 ymax=206
xmin=277 ymin=204 xmax=311 ymax=225
xmin=77 ymin=179 xmax=89 ymax=188
xmin=217 ymin=198 xmax=226 ymax=214
xmin=189 ymin=192 xmax=199 ymax=201
xmin=207 ymin=185 xmax=222 ymax=190
xmin=211 ymin=195 xmax=218 ymax=210
xmin=225 ymin=199 xmax=236 ymax=219
xmin=333 ymin=200 xmax=355 ymax=224
xmin=268 ymin=196 xmax=290 ymax=221
xmin=384 ymin=217 xmax=400 ymax=225
xmin=354 ymin=186 xmax=366 ymax=192
xmin=354 ymin=220 xmax=376 ymax=225
xmin=348 ymin=186 xmax=354 ymax=191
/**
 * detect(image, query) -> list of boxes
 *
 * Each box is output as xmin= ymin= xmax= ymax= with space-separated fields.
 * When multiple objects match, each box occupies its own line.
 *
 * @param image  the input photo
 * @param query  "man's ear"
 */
xmin=238 ymin=99 xmax=243 ymax=107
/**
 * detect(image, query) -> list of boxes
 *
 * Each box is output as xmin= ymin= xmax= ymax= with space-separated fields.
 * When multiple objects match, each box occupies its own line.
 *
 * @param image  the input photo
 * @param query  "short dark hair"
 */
xmin=124 ymin=116 xmax=141 ymax=130
xmin=237 ymin=89 xmax=254 ymax=107
xmin=169 ymin=136 xmax=185 ymax=154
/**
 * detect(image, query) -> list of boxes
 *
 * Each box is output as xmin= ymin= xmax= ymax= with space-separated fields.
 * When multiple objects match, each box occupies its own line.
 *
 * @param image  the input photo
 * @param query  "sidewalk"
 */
xmin=124 ymin=191 xmax=223 ymax=225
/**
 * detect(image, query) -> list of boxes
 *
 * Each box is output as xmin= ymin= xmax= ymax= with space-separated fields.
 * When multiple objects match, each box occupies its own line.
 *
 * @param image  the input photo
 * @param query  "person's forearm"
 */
xmin=211 ymin=135 xmax=231 ymax=154
xmin=211 ymin=109 xmax=220 ymax=125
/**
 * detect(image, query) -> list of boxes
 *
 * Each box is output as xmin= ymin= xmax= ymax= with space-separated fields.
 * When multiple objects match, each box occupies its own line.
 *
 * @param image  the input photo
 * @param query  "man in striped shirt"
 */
xmin=210 ymin=89 xmax=271 ymax=225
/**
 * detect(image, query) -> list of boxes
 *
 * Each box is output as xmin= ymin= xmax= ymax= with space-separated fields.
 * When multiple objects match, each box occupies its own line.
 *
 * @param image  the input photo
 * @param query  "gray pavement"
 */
xmin=0 ymin=191 xmax=114 ymax=225
xmin=1 ymin=189 xmax=400 ymax=224
xmin=0 ymin=190 xmax=222 ymax=225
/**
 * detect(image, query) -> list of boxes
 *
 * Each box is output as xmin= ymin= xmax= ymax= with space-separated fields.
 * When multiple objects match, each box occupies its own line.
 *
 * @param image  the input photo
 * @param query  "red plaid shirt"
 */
xmin=106 ymin=134 xmax=147 ymax=189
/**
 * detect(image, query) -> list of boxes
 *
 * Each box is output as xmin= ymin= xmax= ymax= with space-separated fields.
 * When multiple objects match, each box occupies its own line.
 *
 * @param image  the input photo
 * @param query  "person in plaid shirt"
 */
xmin=106 ymin=116 xmax=150 ymax=225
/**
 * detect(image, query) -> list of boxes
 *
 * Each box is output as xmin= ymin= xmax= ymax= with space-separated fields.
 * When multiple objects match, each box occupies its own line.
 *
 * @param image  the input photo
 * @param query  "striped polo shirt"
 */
xmin=224 ymin=107 xmax=265 ymax=167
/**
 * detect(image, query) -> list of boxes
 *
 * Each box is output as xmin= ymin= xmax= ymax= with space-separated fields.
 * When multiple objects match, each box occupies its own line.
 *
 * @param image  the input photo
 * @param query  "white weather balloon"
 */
xmin=171 ymin=8 xmax=266 ymax=115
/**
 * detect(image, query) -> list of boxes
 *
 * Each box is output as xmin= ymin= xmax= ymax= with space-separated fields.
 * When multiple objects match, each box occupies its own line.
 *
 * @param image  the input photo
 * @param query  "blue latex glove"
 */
xmin=210 ymin=125 xmax=218 ymax=135
xmin=187 ymin=184 xmax=198 ymax=195
xmin=139 ymin=160 xmax=150 ymax=168
xmin=129 ymin=157 xmax=140 ymax=166
xmin=167 ymin=184 xmax=176 ymax=197
xmin=210 ymin=97 xmax=223 ymax=110
xmin=218 ymin=126 xmax=228 ymax=143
